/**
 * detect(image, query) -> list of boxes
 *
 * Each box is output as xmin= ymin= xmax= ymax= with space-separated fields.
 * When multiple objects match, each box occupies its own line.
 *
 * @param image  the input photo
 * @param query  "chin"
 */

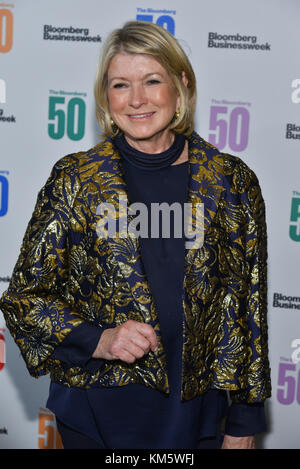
xmin=132 ymin=133 xmax=157 ymax=141
xmin=124 ymin=126 xmax=170 ymax=142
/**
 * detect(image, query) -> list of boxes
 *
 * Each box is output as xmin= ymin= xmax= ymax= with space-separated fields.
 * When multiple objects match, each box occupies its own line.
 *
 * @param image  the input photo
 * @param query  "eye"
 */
xmin=147 ymin=79 xmax=160 ymax=85
xmin=112 ymin=83 xmax=127 ymax=89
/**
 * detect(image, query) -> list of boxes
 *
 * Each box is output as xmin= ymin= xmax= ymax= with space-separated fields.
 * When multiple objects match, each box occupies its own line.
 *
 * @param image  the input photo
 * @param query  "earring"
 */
xmin=110 ymin=118 xmax=119 ymax=134
xmin=174 ymin=109 xmax=180 ymax=120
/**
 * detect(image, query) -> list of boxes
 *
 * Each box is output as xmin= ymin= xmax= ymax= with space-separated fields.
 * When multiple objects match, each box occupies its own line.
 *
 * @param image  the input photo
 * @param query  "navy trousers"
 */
xmin=56 ymin=418 xmax=221 ymax=450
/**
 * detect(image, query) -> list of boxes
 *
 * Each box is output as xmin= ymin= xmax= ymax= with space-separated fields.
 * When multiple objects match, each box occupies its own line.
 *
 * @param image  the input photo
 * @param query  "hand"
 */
xmin=221 ymin=435 xmax=255 ymax=449
xmin=92 ymin=319 xmax=158 ymax=363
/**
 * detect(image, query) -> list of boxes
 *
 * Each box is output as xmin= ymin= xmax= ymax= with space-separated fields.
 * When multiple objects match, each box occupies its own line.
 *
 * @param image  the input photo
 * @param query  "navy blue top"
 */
xmin=46 ymin=143 xmax=266 ymax=448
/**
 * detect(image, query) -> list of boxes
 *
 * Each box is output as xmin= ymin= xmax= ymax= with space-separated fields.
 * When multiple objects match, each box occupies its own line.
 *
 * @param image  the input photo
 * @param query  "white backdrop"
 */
xmin=0 ymin=0 xmax=299 ymax=449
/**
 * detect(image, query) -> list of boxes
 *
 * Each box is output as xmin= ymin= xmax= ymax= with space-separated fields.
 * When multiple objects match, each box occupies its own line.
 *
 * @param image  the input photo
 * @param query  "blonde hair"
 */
xmin=94 ymin=21 xmax=197 ymax=138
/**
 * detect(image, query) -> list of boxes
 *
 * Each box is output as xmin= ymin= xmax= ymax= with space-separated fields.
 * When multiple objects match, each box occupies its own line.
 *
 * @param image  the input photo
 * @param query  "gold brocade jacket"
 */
xmin=0 ymin=132 xmax=271 ymax=403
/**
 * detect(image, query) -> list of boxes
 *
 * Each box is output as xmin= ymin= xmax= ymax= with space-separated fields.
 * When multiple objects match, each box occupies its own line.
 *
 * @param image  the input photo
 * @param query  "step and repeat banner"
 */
xmin=0 ymin=0 xmax=299 ymax=449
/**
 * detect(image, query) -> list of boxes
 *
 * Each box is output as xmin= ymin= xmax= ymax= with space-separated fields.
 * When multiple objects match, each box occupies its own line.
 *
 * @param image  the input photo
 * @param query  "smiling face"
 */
xmin=107 ymin=52 xmax=181 ymax=152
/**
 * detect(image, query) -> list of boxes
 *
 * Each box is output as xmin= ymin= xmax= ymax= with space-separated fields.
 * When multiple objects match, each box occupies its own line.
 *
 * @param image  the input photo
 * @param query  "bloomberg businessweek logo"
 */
xmin=208 ymin=32 xmax=271 ymax=51
xmin=43 ymin=24 xmax=101 ymax=43
xmin=273 ymin=293 xmax=300 ymax=311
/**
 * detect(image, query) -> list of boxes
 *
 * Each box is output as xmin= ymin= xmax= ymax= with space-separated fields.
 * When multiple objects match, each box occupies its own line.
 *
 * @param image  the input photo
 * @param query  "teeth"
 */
xmin=130 ymin=113 xmax=153 ymax=118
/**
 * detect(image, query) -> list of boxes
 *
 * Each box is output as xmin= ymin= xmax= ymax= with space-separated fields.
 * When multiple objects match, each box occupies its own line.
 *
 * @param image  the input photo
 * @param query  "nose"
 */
xmin=128 ymin=84 xmax=148 ymax=108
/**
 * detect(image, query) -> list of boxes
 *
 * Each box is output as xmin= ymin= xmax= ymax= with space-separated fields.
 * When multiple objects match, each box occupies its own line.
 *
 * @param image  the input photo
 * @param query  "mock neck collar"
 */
xmin=113 ymin=132 xmax=186 ymax=171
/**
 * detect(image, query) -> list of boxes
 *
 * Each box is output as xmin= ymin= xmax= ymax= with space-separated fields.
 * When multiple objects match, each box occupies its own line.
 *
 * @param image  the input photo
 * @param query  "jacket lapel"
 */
xmin=184 ymin=133 xmax=226 ymax=273
xmin=92 ymin=138 xmax=170 ymax=391
xmin=93 ymin=138 xmax=155 ymax=322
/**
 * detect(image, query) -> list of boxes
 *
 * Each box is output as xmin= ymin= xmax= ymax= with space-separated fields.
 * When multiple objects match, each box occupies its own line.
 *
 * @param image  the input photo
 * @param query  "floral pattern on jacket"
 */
xmin=0 ymin=132 xmax=271 ymax=403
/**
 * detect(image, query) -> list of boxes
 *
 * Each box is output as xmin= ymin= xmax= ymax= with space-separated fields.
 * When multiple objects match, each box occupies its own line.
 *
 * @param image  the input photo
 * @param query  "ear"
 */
xmin=181 ymin=71 xmax=188 ymax=88
xmin=176 ymin=72 xmax=189 ymax=110
xmin=176 ymin=71 xmax=188 ymax=112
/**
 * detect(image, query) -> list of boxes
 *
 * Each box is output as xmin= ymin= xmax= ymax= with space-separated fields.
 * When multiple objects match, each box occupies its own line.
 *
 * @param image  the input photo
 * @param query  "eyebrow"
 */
xmin=108 ymin=72 xmax=164 ymax=83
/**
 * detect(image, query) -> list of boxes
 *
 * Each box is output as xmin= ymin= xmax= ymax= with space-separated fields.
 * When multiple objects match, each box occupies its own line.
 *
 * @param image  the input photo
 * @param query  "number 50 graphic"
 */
xmin=0 ymin=9 xmax=13 ymax=53
xmin=277 ymin=362 xmax=300 ymax=405
xmin=48 ymin=96 xmax=86 ymax=141
xmin=136 ymin=14 xmax=175 ymax=35
xmin=0 ymin=174 xmax=9 ymax=217
xmin=38 ymin=409 xmax=63 ymax=449
xmin=208 ymin=105 xmax=250 ymax=152
xmin=290 ymin=197 xmax=300 ymax=242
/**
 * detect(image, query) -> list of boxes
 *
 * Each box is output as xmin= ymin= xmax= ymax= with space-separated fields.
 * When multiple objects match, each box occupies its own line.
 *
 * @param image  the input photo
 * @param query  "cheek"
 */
xmin=153 ymin=87 xmax=179 ymax=112
xmin=108 ymin=91 xmax=125 ymax=114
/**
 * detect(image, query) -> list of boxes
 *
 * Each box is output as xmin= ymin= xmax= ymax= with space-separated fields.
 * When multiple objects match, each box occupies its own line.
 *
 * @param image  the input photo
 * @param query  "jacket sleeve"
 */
xmin=0 ymin=157 xmax=88 ymax=378
xmin=230 ymin=160 xmax=271 ymax=403
xmin=225 ymin=402 xmax=267 ymax=436
xmin=51 ymin=321 xmax=105 ymax=372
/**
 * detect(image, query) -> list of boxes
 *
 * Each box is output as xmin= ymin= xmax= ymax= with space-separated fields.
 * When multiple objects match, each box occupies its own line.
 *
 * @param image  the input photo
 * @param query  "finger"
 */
xmin=118 ymin=349 xmax=137 ymax=364
xmin=135 ymin=323 xmax=158 ymax=351
xmin=111 ymin=330 xmax=147 ymax=361
xmin=130 ymin=334 xmax=152 ymax=353
xmin=120 ymin=321 xmax=158 ymax=352
xmin=125 ymin=341 xmax=147 ymax=360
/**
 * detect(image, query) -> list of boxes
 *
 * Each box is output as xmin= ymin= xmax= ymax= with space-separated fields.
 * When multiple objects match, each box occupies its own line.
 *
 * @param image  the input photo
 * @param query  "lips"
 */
xmin=128 ymin=112 xmax=155 ymax=120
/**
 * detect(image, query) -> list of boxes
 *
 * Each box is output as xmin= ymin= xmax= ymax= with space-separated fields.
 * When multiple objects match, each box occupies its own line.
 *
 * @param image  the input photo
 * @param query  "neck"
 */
xmin=124 ymin=130 xmax=174 ymax=154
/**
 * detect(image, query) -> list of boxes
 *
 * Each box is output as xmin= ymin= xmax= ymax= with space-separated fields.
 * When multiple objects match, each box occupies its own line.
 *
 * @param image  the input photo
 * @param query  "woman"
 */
xmin=0 ymin=21 xmax=271 ymax=449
